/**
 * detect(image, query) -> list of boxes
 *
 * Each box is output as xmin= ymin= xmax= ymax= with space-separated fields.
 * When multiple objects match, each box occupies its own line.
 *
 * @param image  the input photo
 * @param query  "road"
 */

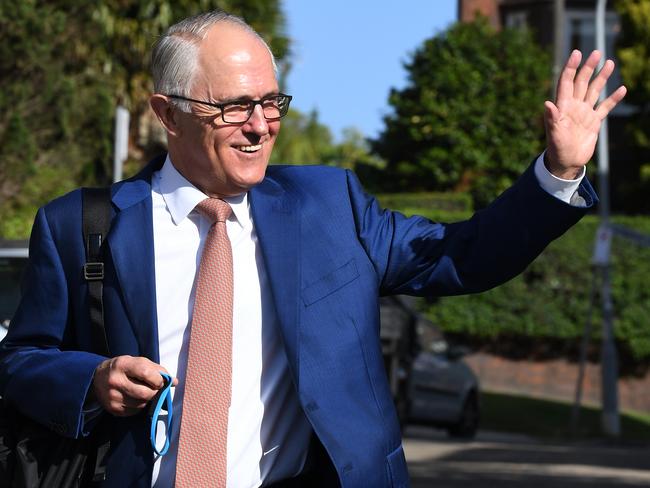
xmin=403 ymin=425 xmax=650 ymax=488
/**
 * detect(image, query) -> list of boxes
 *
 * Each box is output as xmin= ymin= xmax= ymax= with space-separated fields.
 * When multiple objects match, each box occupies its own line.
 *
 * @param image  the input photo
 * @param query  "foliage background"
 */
xmin=378 ymin=190 xmax=650 ymax=370
xmin=370 ymin=18 xmax=550 ymax=209
xmin=402 ymin=205 xmax=650 ymax=370
xmin=614 ymin=0 xmax=650 ymax=213
xmin=0 ymin=0 xmax=292 ymax=238
xmin=1 ymin=3 xmax=648 ymax=370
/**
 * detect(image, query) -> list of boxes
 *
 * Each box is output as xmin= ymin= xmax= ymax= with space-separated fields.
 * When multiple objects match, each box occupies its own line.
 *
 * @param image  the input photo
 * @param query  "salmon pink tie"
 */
xmin=176 ymin=198 xmax=233 ymax=488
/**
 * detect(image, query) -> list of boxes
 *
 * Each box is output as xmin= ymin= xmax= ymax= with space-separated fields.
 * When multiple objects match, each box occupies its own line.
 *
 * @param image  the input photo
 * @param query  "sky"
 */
xmin=282 ymin=0 xmax=458 ymax=141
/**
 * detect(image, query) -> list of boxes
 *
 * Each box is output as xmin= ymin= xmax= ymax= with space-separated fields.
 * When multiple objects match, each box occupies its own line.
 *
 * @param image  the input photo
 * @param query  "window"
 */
xmin=565 ymin=9 xmax=629 ymax=113
xmin=505 ymin=11 xmax=528 ymax=30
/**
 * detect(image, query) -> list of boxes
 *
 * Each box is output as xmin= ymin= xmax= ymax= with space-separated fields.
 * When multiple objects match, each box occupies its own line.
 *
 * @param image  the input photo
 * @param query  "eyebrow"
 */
xmin=218 ymin=91 xmax=281 ymax=105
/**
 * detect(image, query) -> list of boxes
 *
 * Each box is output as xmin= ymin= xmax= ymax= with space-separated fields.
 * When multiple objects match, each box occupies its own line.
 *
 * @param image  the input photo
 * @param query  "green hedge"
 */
xmin=377 ymin=192 xmax=473 ymax=214
xmin=381 ymin=197 xmax=650 ymax=364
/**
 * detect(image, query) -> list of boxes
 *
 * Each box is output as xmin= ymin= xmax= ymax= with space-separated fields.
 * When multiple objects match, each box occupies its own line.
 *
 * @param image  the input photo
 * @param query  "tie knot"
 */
xmin=196 ymin=198 xmax=232 ymax=224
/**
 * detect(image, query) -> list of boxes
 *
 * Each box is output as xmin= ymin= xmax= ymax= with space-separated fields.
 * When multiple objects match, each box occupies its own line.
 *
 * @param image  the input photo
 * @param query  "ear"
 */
xmin=150 ymin=94 xmax=182 ymax=137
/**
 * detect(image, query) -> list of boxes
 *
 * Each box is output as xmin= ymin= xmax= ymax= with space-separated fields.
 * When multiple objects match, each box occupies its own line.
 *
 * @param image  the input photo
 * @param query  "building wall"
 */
xmin=466 ymin=352 xmax=650 ymax=412
xmin=459 ymin=0 xmax=501 ymax=26
xmin=458 ymin=0 xmax=618 ymax=50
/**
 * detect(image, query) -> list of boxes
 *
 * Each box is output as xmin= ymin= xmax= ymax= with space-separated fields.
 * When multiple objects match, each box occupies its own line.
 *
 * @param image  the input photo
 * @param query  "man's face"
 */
xmin=170 ymin=25 xmax=280 ymax=197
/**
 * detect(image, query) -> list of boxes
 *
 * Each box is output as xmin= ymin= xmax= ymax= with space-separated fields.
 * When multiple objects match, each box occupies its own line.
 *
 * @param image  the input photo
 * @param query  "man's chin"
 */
xmin=223 ymin=170 xmax=268 ymax=195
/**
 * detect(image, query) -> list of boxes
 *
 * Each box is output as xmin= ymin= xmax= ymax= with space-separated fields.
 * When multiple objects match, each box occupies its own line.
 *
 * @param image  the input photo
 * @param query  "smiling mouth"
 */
xmin=235 ymin=143 xmax=262 ymax=153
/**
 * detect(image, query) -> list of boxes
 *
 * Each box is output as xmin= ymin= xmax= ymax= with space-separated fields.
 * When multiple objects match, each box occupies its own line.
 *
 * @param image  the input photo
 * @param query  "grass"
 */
xmin=480 ymin=390 xmax=650 ymax=443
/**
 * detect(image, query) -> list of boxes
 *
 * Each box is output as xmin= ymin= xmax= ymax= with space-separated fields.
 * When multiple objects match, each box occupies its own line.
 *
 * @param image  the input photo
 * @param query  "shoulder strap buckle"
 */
xmin=83 ymin=262 xmax=105 ymax=281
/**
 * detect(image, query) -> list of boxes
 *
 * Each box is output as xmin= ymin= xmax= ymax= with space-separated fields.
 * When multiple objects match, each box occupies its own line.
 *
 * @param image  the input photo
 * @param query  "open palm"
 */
xmin=544 ymin=50 xmax=627 ymax=180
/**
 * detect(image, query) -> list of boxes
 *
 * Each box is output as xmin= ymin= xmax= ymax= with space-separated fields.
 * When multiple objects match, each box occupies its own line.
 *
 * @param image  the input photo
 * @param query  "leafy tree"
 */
xmin=0 ymin=1 xmax=115 ymax=237
xmin=615 ymin=0 xmax=650 ymax=211
xmin=333 ymin=128 xmax=385 ymax=171
xmin=0 ymin=0 xmax=291 ymax=239
xmin=270 ymin=109 xmax=385 ymax=171
xmin=271 ymin=109 xmax=336 ymax=165
xmin=372 ymin=17 xmax=550 ymax=208
xmin=91 ymin=0 xmax=291 ymax=144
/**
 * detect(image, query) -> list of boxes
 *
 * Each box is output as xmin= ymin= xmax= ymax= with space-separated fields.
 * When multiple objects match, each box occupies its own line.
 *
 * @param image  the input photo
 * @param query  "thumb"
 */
xmin=544 ymin=101 xmax=559 ymax=126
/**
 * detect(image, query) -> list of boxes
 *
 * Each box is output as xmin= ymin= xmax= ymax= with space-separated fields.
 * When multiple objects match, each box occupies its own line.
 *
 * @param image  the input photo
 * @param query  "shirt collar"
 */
xmin=159 ymin=155 xmax=249 ymax=228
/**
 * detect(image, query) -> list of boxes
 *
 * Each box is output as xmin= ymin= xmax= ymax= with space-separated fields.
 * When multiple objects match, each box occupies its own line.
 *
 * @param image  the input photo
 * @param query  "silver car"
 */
xmin=408 ymin=336 xmax=480 ymax=438
xmin=380 ymin=296 xmax=480 ymax=438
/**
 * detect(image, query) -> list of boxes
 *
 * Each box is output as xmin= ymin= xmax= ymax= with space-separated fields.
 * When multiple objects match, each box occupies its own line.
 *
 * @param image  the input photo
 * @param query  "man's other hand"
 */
xmin=92 ymin=355 xmax=177 ymax=417
xmin=544 ymin=49 xmax=627 ymax=179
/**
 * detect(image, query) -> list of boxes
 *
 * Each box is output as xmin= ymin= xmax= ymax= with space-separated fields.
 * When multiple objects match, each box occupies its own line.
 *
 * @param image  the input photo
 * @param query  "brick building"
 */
xmin=458 ymin=0 xmax=623 ymax=93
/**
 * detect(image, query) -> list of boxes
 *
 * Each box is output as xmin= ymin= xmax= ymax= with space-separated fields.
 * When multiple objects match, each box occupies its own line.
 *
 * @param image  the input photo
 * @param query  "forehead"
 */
xmin=193 ymin=23 xmax=277 ymax=99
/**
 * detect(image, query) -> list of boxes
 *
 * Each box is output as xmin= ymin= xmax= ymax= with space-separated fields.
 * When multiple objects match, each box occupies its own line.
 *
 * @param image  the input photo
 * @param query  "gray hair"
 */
xmin=151 ymin=10 xmax=277 ymax=112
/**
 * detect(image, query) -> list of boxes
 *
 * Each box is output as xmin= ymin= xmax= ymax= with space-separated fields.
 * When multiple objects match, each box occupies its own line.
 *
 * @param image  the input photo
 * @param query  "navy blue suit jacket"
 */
xmin=0 ymin=157 xmax=595 ymax=487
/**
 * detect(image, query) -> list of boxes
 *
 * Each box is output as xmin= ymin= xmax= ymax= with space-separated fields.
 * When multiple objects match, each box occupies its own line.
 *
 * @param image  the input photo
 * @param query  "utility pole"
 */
xmin=595 ymin=0 xmax=620 ymax=438
xmin=113 ymin=105 xmax=130 ymax=183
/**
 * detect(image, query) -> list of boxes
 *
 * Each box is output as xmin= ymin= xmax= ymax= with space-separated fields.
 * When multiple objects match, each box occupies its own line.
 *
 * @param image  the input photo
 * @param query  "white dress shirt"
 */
xmin=148 ymin=152 xmax=583 ymax=487
xmin=151 ymin=157 xmax=312 ymax=488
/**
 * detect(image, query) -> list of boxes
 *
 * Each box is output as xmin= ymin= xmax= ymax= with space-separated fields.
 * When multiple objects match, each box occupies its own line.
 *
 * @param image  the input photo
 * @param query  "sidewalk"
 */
xmin=404 ymin=425 xmax=650 ymax=488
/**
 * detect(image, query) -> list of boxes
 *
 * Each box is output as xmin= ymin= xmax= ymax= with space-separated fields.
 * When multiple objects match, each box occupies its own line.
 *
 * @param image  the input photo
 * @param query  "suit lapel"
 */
xmin=107 ymin=163 xmax=161 ymax=362
xmin=250 ymin=176 xmax=301 ymax=372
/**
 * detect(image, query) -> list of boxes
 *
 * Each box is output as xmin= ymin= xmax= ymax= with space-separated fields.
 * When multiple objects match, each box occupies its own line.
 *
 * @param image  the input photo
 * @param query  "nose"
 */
xmin=244 ymin=104 xmax=269 ymax=136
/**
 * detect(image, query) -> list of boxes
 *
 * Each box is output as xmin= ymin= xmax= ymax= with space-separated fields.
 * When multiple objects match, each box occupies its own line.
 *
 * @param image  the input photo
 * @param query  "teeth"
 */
xmin=236 ymin=144 xmax=262 ymax=152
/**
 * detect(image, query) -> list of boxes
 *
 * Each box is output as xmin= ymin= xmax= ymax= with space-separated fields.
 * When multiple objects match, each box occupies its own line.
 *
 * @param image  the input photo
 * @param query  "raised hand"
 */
xmin=544 ymin=50 xmax=627 ymax=179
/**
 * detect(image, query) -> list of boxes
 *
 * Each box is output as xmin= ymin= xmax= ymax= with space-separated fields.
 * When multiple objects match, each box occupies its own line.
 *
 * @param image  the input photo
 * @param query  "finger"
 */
xmin=585 ymin=59 xmax=616 ymax=107
xmin=596 ymin=85 xmax=627 ymax=119
xmin=121 ymin=356 xmax=168 ymax=389
xmin=556 ymin=50 xmax=582 ymax=105
xmin=573 ymin=50 xmax=601 ymax=101
xmin=543 ymin=101 xmax=560 ymax=134
xmin=121 ymin=396 xmax=150 ymax=409
xmin=120 ymin=380 xmax=161 ymax=403
xmin=113 ymin=406 xmax=143 ymax=418
xmin=544 ymin=100 xmax=559 ymax=123
xmin=102 ymin=389 xmax=149 ymax=415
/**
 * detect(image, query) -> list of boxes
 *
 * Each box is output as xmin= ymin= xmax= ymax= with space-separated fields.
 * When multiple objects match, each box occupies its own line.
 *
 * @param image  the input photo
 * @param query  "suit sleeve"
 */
xmin=0 ymin=207 xmax=106 ymax=439
xmin=346 ymin=161 xmax=597 ymax=297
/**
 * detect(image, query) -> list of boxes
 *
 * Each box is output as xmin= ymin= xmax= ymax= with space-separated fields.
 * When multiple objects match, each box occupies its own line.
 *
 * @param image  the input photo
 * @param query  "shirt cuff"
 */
xmin=534 ymin=152 xmax=587 ymax=207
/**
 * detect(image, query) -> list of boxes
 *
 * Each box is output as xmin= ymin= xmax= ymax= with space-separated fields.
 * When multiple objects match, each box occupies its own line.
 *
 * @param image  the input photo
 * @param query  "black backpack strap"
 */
xmin=81 ymin=188 xmax=111 ymax=359
xmin=81 ymin=187 xmax=112 ymax=482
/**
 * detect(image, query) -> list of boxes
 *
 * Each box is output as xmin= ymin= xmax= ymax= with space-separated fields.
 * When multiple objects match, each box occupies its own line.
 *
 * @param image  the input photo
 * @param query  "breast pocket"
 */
xmin=302 ymin=258 xmax=360 ymax=306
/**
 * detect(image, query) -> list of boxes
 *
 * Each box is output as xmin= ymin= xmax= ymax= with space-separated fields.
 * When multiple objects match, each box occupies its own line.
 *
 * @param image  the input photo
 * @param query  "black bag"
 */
xmin=0 ymin=187 xmax=112 ymax=488
xmin=0 ymin=404 xmax=110 ymax=488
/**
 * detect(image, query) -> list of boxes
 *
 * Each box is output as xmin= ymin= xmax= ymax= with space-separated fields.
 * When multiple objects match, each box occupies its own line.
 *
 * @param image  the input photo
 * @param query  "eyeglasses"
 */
xmin=165 ymin=93 xmax=292 ymax=124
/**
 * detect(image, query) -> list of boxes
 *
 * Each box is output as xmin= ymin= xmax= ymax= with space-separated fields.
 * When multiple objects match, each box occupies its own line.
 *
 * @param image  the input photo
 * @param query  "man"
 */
xmin=0 ymin=9 xmax=626 ymax=488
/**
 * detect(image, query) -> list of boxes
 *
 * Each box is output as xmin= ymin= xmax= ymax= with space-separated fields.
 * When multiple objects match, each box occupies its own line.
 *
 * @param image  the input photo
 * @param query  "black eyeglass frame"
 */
xmin=164 ymin=93 xmax=292 ymax=124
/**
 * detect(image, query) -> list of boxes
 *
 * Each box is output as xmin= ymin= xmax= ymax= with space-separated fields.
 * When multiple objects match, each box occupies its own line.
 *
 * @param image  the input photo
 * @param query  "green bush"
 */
xmin=385 ymin=197 xmax=650 ymax=365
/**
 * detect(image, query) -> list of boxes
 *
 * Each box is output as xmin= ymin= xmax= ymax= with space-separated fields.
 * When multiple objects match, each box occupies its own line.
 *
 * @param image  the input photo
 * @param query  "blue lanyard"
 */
xmin=150 ymin=372 xmax=174 ymax=456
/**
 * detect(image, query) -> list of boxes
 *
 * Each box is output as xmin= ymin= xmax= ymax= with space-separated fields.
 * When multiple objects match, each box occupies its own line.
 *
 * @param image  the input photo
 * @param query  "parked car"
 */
xmin=0 ymin=241 xmax=29 ymax=341
xmin=380 ymin=296 xmax=480 ymax=438
xmin=380 ymin=296 xmax=419 ymax=425
xmin=408 ymin=336 xmax=480 ymax=438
